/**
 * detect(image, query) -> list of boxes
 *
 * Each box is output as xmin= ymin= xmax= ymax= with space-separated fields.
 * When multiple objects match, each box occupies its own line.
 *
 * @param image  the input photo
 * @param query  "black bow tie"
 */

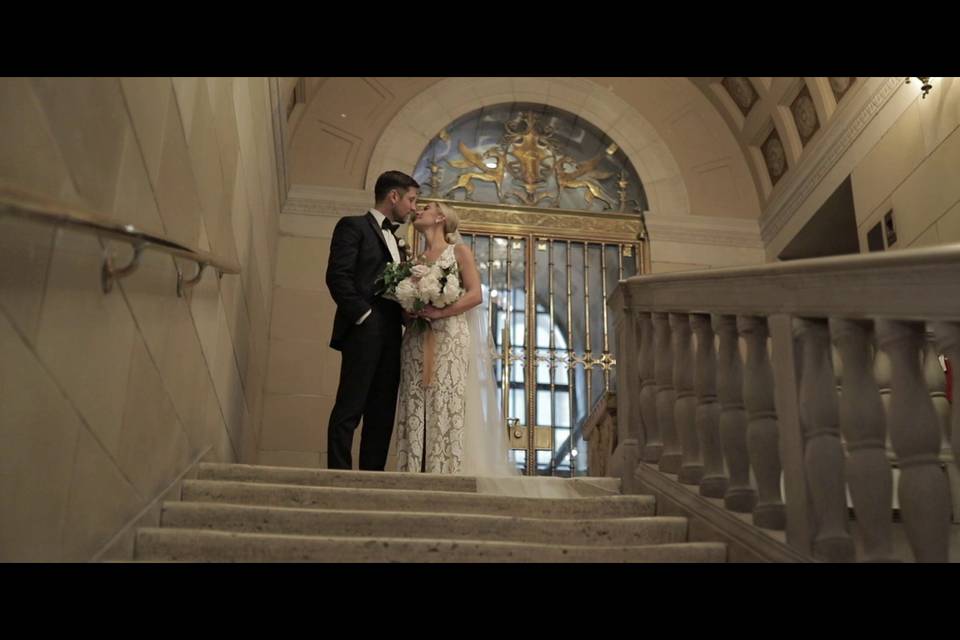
xmin=381 ymin=218 xmax=399 ymax=234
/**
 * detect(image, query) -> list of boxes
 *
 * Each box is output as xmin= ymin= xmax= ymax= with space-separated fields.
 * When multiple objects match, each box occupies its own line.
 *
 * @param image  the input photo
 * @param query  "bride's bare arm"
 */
xmin=420 ymin=244 xmax=483 ymax=320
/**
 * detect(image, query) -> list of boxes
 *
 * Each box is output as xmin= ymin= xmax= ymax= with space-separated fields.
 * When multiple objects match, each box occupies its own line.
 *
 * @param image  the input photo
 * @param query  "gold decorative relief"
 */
xmin=420 ymin=198 xmax=645 ymax=244
xmin=414 ymin=104 xmax=647 ymax=216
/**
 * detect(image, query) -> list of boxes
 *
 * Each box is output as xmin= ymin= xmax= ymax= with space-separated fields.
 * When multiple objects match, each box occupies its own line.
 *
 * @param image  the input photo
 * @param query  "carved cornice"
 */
xmin=283 ymin=185 xmax=372 ymax=217
xmin=760 ymin=77 xmax=904 ymax=245
xmin=647 ymin=214 xmax=763 ymax=249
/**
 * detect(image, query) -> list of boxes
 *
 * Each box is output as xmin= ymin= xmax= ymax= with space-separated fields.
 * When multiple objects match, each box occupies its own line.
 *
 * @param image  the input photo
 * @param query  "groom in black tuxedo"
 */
xmin=325 ymin=171 xmax=419 ymax=470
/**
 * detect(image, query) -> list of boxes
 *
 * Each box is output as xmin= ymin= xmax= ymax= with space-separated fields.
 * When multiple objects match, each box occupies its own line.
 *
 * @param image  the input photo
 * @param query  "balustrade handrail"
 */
xmin=608 ymin=246 xmax=960 ymax=562
xmin=610 ymin=243 xmax=960 ymax=322
xmin=0 ymin=183 xmax=240 ymax=295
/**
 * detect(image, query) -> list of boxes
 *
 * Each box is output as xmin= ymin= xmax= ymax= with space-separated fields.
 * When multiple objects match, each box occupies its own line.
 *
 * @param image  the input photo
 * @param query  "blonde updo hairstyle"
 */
xmin=436 ymin=202 xmax=462 ymax=245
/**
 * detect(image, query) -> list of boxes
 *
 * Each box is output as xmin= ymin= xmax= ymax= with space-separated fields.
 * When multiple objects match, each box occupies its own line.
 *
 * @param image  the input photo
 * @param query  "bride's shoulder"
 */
xmin=453 ymin=243 xmax=474 ymax=261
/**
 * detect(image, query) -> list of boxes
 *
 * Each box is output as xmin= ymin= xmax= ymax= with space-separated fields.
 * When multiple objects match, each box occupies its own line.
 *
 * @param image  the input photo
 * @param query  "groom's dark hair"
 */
xmin=374 ymin=170 xmax=419 ymax=204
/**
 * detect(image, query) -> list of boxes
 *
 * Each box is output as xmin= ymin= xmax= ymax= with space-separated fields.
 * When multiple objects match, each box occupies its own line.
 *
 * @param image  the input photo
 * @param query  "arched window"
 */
xmin=413 ymin=103 xmax=647 ymax=214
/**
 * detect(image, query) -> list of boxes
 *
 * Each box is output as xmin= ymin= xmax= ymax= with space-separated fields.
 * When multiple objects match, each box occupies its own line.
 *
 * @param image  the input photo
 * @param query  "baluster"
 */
xmin=692 ymin=314 xmax=727 ymax=498
xmin=616 ymin=303 xmax=640 ymax=448
xmin=714 ymin=314 xmax=756 ymax=513
xmin=932 ymin=322 xmax=960 ymax=467
xmin=832 ymin=342 xmax=851 ymax=512
xmin=832 ymin=344 xmax=843 ymax=398
xmin=875 ymin=320 xmax=951 ymax=562
xmin=738 ymin=315 xmax=786 ymax=530
xmin=923 ymin=328 xmax=952 ymax=461
xmin=653 ymin=312 xmax=681 ymax=473
xmin=671 ymin=312 xmax=703 ymax=485
xmin=874 ymin=347 xmax=894 ymax=430
xmin=830 ymin=318 xmax=895 ymax=562
xmin=638 ymin=312 xmax=662 ymax=462
xmin=929 ymin=323 xmax=959 ymax=524
xmin=873 ymin=343 xmax=898 ymax=495
xmin=832 ymin=342 xmax=850 ymax=512
xmin=796 ymin=318 xmax=855 ymax=561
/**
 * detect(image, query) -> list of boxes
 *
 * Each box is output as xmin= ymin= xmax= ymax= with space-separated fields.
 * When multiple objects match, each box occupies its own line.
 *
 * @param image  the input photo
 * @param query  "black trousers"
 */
xmin=326 ymin=311 xmax=401 ymax=471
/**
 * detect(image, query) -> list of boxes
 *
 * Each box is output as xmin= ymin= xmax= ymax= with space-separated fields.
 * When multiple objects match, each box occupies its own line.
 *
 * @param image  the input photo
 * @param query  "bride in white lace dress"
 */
xmin=395 ymin=202 xmax=515 ymax=476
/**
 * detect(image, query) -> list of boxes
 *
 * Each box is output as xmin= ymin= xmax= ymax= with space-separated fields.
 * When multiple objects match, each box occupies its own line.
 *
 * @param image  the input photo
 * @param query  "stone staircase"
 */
xmin=132 ymin=463 xmax=727 ymax=562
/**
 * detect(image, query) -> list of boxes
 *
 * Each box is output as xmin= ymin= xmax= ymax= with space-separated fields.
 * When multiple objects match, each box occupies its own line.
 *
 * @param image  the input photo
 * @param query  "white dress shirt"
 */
xmin=368 ymin=208 xmax=402 ymax=263
xmin=357 ymin=208 xmax=401 ymax=325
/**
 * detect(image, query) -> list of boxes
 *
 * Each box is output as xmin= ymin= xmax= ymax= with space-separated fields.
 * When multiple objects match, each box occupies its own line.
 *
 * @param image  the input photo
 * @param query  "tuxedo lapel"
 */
xmin=365 ymin=211 xmax=393 ymax=263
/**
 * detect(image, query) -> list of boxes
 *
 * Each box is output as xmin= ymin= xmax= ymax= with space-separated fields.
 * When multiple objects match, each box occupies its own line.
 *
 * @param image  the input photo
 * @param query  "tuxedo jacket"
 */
xmin=326 ymin=211 xmax=402 ymax=351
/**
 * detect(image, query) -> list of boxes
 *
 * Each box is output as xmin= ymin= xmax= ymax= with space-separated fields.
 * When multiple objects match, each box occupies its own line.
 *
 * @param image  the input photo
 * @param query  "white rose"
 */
xmin=395 ymin=279 xmax=418 ymax=312
xmin=410 ymin=264 xmax=430 ymax=279
xmin=442 ymin=275 xmax=461 ymax=304
xmin=419 ymin=274 xmax=442 ymax=303
xmin=428 ymin=263 xmax=444 ymax=279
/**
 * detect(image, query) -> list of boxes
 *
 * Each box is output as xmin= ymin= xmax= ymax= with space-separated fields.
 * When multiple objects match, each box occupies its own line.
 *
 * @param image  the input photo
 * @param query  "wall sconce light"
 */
xmin=905 ymin=77 xmax=933 ymax=99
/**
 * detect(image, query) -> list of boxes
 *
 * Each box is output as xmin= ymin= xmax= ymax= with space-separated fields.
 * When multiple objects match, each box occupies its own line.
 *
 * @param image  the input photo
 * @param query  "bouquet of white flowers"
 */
xmin=378 ymin=249 xmax=463 ymax=329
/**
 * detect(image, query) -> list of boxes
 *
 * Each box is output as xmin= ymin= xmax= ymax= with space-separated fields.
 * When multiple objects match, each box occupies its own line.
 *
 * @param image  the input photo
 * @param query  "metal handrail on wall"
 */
xmin=0 ymin=184 xmax=241 ymax=296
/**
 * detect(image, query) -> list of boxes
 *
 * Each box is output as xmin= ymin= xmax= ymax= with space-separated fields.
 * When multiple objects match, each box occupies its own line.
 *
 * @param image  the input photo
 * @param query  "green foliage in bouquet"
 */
xmin=375 ymin=261 xmax=412 ymax=297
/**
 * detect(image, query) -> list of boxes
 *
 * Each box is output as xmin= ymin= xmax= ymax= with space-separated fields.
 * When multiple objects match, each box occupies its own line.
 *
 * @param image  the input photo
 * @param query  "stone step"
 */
xmin=161 ymin=501 xmax=688 ymax=546
xmin=135 ymin=528 xmax=726 ymax=563
xmin=195 ymin=463 xmax=622 ymax=496
xmin=181 ymin=479 xmax=655 ymax=519
xmin=196 ymin=463 xmax=479 ymax=493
